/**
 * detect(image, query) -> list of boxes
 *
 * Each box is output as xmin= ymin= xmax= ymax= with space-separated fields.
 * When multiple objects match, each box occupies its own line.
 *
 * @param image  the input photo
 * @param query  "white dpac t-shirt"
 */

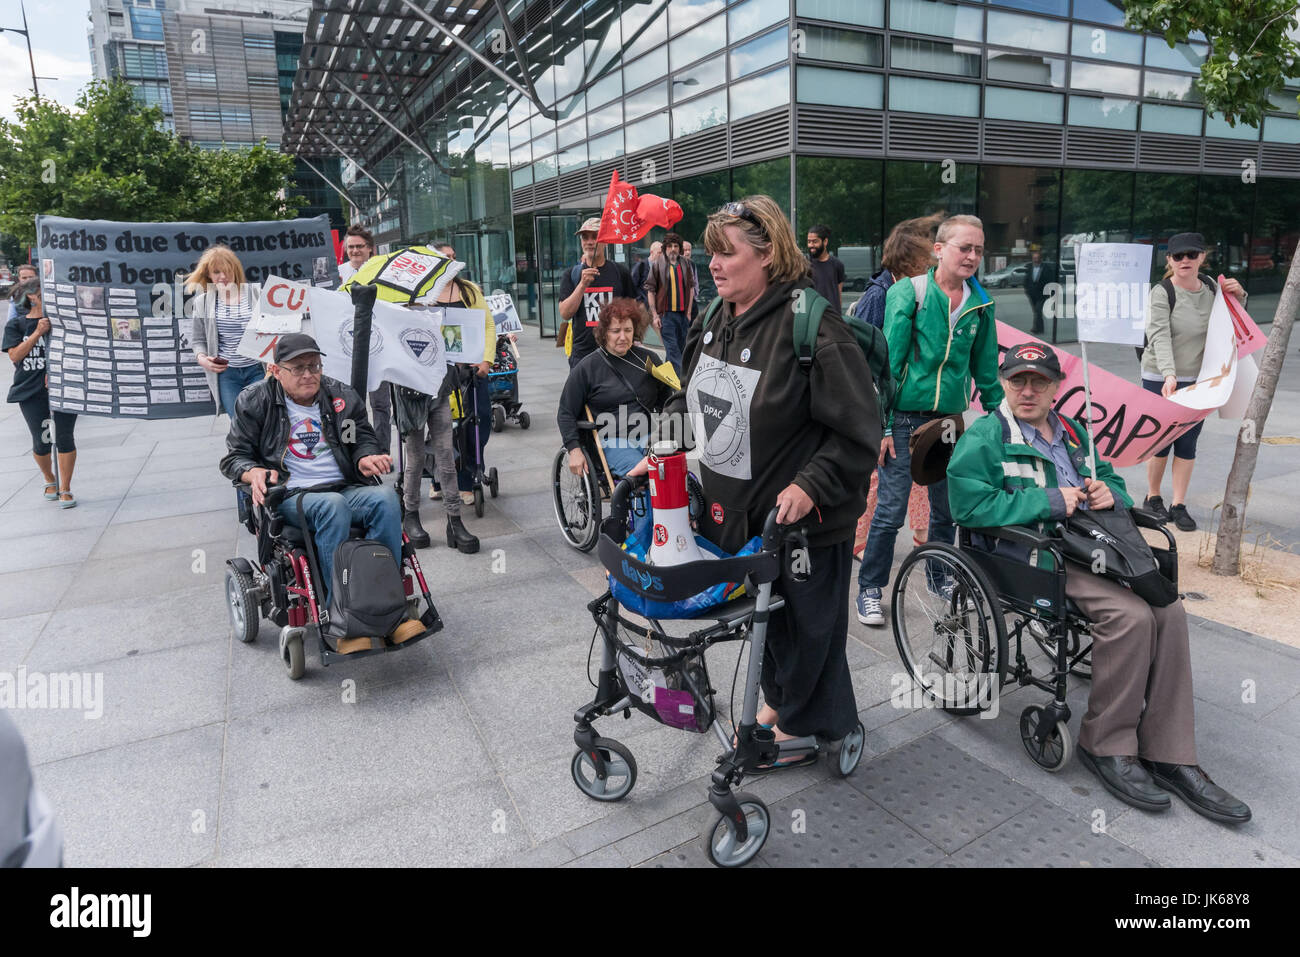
xmin=283 ymin=397 xmax=345 ymax=489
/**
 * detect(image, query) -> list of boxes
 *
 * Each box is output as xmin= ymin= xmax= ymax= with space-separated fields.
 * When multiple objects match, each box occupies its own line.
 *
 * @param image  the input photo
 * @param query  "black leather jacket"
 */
xmin=219 ymin=374 xmax=382 ymax=486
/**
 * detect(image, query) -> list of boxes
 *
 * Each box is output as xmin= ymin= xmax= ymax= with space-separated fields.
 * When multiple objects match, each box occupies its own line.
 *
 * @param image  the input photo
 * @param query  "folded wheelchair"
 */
xmin=571 ymin=480 xmax=866 ymax=868
xmin=890 ymin=509 xmax=1177 ymax=771
xmin=224 ymin=482 xmax=443 ymax=680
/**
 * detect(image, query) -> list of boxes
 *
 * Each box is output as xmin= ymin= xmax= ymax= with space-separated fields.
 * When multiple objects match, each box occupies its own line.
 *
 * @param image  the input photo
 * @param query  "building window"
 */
xmin=730 ymin=26 xmax=788 ymax=80
xmin=185 ymin=69 xmax=217 ymax=87
xmin=624 ymin=111 xmax=669 ymax=152
xmin=889 ymin=0 xmax=982 ymax=43
xmin=796 ymin=65 xmax=883 ymax=108
xmin=1072 ymin=0 xmax=1126 ymax=27
xmin=729 ymin=0 xmax=791 ymax=43
xmin=668 ymin=0 xmax=725 ymax=37
xmin=1067 ymin=95 xmax=1138 ymax=130
xmin=1144 ymin=71 xmax=1201 ymax=103
xmin=128 ymin=7 xmax=163 ymax=41
xmin=987 ymin=50 xmax=1064 ymax=87
xmin=729 ymin=65 xmax=790 ymax=121
xmin=109 ymin=11 xmax=124 ymax=27
xmin=888 ymin=75 xmax=980 ymax=116
xmin=673 ymin=87 xmax=728 ymax=137
xmin=1140 ymin=104 xmax=1202 ymax=136
xmin=1070 ymin=62 xmax=1141 ymax=97
xmin=1070 ymin=25 xmax=1143 ymax=65
xmin=244 ymin=35 xmax=277 ymax=51
xmin=985 ymin=87 xmax=1063 ymax=123
xmin=890 ymin=36 xmax=977 ymax=77
xmin=588 ymin=129 xmax=624 ymax=163
xmin=1144 ymin=38 xmax=1206 ymax=72
xmin=672 ymin=57 xmax=726 ymax=97
xmin=1204 ymin=114 xmax=1260 ymax=141
xmin=985 ymin=11 xmax=1068 ymax=54
xmin=670 ymin=14 xmax=726 ymax=71
xmin=796 ymin=0 xmax=883 ymax=28
xmin=803 ymin=25 xmax=885 ymax=67
xmin=624 ymin=80 xmax=668 ymax=122
xmin=1264 ymin=116 xmax=1300 ymax=144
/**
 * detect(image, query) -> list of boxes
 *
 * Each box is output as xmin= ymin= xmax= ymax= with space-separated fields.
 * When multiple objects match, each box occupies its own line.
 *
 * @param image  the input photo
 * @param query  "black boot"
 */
xmin=403 ymin=511 xmax=431 ymax=549
xmin=446 ymin=515 xmax=479 ymax=554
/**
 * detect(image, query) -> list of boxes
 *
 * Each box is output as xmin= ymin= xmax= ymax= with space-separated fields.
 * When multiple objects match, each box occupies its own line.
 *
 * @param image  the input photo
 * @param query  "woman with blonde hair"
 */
xmin=186 ymin=245 xmax=260 ymax=417
xmin=659 ymin=195 xmax=880 ymax=766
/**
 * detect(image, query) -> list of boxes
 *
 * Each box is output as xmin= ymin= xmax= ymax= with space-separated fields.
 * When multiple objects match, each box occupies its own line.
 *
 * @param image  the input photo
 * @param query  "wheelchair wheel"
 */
xmin=280 ymin=626 xmax=306 ymax=681
xmin=828 ymin=721 xmax=866 ymax=778
xmin=518 ymin=411 xmax=531 ymax=430
xmin=892 ymin=543 xmax=1007 ymax=716
xmin=492 ymin=405 xmax=505 ymax=433
xmin=571 ymin=737 xmax=637 ymax=801
xmin=487 ymin=467 xmax=499 ymax=499
xmin=473 ymin=485 xmax=485 ymax=518
xmin=1019 ymin=705 xmax=1072 ymax=772
xmin=1028 ymin=620 xmax=1092 ymax=679
xmin=225 ymin=565 xmax=259 ymax=644
xmin=552 ymin=448 xmax=602 ymax=552
xmin=701 ymin=791 xmax=769 ymax=868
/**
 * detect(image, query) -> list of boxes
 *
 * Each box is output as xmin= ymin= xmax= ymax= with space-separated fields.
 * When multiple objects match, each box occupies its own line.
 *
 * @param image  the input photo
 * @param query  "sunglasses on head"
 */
xmin=720 ymin=202 xmax=768 ymax=239
xmin=1170 ymin=251 xmax=1202 ymax=262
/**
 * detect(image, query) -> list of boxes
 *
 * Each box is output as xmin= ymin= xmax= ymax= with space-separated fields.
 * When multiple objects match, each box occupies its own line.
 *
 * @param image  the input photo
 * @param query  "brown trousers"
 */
xmin=1065 ymin=564 xmax=1197 ymax=765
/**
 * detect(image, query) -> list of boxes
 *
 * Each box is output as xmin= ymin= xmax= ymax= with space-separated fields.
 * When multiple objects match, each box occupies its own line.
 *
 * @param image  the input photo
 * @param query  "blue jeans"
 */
xmin=858 ymin=411 xmax=955 ymax=594
xmin=602 ymin=439 xmax=650 ymax=540
xmin=278 ymin=484 xmax=403 ymax=603
xmin=217 ymin=364 xmax=264 ymax=419
xmin=659 ymin=310 xmax=689 ymax=376
xmin=456 ymin=374 xmax=493 ymax=491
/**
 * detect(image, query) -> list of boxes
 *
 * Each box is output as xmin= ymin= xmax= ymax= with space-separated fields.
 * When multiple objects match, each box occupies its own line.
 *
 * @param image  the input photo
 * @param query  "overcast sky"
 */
xmin=1 ymin=0 xmax=94 ymax=122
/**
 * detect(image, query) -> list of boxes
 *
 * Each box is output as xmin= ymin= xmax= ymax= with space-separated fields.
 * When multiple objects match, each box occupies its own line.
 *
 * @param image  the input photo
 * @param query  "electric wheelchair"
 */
xmin=224 ymin=482 xmax=443 ymax=680
xmin=890 ymin=508 xmax=1177 ymax=771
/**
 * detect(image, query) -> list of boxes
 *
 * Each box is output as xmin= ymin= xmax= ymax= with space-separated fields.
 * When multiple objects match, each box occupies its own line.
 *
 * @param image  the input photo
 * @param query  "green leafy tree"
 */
xmin=1124 ymin=2 xmax=1300 ymax=576
xmin=0 ymin=80 xmax=302 ymax=248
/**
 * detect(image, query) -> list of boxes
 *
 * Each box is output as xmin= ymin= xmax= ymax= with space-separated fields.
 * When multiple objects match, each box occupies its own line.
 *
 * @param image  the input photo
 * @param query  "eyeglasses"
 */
xmin=1169 ymin=251 xmax=1202 ymax=262
xmin=283 ymin=362 xmax=322 ymax=377
xmin=720 ymin=202 xmax=768 ymax=239
xmin=1006 ymin=374 xmax=1052 ymax=393
xmin=944 ymin=241 xmax=985 ymax=258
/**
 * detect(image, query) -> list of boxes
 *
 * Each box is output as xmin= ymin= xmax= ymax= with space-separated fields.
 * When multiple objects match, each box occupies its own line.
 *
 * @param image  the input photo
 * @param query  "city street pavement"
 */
xmin=2 ymin=327 xmax=1298 ymax=869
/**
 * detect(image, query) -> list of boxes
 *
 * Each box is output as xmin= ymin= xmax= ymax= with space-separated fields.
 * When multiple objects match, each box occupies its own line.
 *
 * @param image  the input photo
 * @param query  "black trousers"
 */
xmin=760 ymin=539 xmax=858 ymax=741
xmin=18 ymin=394 xmax=76 ymax=455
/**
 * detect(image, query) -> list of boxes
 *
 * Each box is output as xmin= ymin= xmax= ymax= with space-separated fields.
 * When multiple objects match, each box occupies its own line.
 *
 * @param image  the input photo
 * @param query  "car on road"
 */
xmin=982 ymin=263 xmax=1029 ymax=288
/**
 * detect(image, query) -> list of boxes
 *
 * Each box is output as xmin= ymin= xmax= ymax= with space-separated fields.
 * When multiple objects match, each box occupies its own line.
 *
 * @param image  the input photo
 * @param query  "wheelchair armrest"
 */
xmin=965 ymin=524 xmax=1057 ymax=551
xmin=576 ymin=421 xmax=600 ymax=431
xmin=1130 ymin=507 xmax=1177 ymax=551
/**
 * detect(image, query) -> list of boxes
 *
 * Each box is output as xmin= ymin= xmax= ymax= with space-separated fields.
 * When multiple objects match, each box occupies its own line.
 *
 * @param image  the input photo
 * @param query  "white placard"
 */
xmin=486 ymin=293 xmax=522 ymax=334
xmin=1073 ymin=243 xmax=1153 ymax=346
xmin=439 ymin=306 xmax=486 ymax=364
xmin=251 ymin=276 xmax=311 ymax=334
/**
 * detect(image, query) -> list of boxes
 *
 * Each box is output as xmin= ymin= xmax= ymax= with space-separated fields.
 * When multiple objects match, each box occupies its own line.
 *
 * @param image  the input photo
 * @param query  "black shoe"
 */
xmin=402 ymin=512 xmax=431 ymax=549
xmin=1078 ymin=747 xmax=1171 ymax=812
xmin=1168 ymin=504 xmax=1197 ymax=532
xmin=1142 ymin=761 xmax=1252 ymax=824
xmin=446 ymin=515 xmax=480 ymax=554
xmin=1143 ymin=495 xmax=1171 ymax=522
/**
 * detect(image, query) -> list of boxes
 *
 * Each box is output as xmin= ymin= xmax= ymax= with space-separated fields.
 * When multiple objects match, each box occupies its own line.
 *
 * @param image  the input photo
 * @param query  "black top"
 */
xmin=2 ymin=312 xmax=48 ymax=404
xmin=808 ymin=255 xmax=846 ymax=315
xmin=556 ymin=344 xmax=671 ymax=452
xmin=557 ymin=259 xmax=637 ymax=362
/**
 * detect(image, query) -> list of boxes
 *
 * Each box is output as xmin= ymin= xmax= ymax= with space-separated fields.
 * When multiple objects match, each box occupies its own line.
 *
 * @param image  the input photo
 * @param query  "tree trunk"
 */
xmin=1212 ymin=252 xmax=1300 ymax=576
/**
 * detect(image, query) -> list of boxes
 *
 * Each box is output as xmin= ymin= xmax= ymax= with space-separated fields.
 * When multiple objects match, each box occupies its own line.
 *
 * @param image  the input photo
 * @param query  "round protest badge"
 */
xmin=703 ymin=331 xmax=714 ymax=344
xmin=741 ymin=348 xmax=751 ymax=363
xmin=653 ymin=524 xmax=669 ymax=546
xmin=332 ymin=397 xmax=345 ymax=413
xmin=711 ymin=502 xmax=724 ymax=524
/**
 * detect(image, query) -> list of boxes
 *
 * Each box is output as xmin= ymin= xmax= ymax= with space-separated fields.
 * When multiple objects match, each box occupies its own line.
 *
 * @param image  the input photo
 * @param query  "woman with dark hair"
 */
xmin=660 ymin=195 xmax=879 ymax=765
xmin=557 ymin=297 xmax=670 ymax=483
xmin=850 ymin=213 xmax=942 ymax=329
xmin=4 ymin=280 xmax=79 ymax=507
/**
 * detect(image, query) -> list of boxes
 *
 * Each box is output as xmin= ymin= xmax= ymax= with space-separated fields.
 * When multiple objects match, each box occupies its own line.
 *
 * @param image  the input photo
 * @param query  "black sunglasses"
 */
xmin=720 ymin=201 xmax=768 ymax=238
xmin=1170 ymin=251 xmax=1202 ymax=262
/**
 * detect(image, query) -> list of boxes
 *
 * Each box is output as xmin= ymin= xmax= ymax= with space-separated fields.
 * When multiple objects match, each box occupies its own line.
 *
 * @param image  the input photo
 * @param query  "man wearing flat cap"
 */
xmin=557 ymin=216 xmax=638 ymax=367
xmin=219 ymin=334 xmax=406 ymax=651
xmin=945 ymin=342 xmax=1250 ymax=825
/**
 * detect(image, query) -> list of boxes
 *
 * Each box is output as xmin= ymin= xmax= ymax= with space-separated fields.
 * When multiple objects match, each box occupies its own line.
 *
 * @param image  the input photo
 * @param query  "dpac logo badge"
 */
xmin=399 ymin=327 xmax=439 ymax=366
xmin=338 ymin=318 xmax=384 ymax=358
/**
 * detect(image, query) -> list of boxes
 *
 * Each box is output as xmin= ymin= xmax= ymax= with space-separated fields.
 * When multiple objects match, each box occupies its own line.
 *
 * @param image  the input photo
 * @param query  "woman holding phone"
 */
xmin=187 ymin=245 xmax=261 ymax=417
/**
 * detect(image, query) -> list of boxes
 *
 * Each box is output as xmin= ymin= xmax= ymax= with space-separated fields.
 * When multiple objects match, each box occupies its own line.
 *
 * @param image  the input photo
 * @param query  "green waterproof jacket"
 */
xmin=882 ymin=269 xmax=1004 ymax=433
xmin=946 ymin=398 xmax=1134 ymax=563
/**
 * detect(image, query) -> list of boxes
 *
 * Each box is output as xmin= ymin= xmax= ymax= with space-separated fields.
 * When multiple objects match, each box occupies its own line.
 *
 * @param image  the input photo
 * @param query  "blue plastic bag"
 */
xmin=609 ymin=520 xmax=763 ymax=620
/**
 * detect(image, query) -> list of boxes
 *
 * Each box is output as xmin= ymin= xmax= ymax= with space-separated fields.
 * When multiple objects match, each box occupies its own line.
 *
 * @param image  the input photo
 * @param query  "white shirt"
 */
xmin=338 ymin=261 xmax=359 ymax=281
xmin=950 ymin=281 xmax=971 ymax=329
xmin=283 ymin=397 xmax=345 ymax=489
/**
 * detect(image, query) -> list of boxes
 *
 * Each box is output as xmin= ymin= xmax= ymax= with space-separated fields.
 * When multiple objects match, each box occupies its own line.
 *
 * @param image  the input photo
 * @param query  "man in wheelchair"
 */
xmin=219 ymin=333 xmax=414 ymax=652
xmin=946 ymin=342 xmax=1249 ymax=824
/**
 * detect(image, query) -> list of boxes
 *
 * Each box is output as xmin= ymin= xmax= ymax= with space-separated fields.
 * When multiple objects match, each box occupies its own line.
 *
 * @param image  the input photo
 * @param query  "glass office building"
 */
xmin=287 ymin=0 xmax=1300 ymax=342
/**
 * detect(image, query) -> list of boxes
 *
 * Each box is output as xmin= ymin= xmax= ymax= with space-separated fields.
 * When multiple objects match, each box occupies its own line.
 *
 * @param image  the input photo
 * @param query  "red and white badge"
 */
xmin=332 ymin=397 xmax=345 ymax=413
xmin=653 ymin=524 xmax=669 ymax=546
xmin=710 ymin=502 xmax=724 ymax=524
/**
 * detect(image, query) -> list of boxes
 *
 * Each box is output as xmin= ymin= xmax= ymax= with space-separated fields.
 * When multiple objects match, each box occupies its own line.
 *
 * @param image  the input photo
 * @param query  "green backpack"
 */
xmin=700 ymin=288 xmax=895 ymax=430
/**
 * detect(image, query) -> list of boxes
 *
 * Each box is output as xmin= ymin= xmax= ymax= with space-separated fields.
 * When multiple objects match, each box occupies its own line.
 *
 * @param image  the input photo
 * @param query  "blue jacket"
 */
xmin=850 ymin=269 xmax=893 ymax=329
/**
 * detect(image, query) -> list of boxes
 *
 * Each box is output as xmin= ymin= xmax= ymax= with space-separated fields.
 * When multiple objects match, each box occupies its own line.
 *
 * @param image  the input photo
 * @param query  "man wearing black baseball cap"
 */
xmin=219 ymin=333 xmax=416 ymax=653
xmin=944 ymin=341 xmax=1250 ymax=823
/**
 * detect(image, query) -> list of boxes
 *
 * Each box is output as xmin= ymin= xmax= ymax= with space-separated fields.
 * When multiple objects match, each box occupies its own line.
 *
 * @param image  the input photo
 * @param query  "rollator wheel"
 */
xmin=892 ymin=543 xmax=1007 ymax=715
xmin=701 ymin=791 xmax=769 ymax=868
xmin=225 ymin=565 xmax=259 ymax=644
xmin=518 ymin=411 xmax=531 ymax=429
xmin=1019 ymin=705 xmax=1072 ymax=772
xmin=488 ymin=467 xmax=499 ymax=498
xmin=281 ymin=629 xmax=306 ymax=681
xmin=473 ymin=485 xmax=485 ymax=518
xmin=570 ymin=737 xmax=637 ymax=802
xmin=552 ymin=448 xmax=602 ymax=552
xmin=828 ymin=721 xmax=866 ymax=778
xmin=492 ymin=405 xmax=506 ymax=432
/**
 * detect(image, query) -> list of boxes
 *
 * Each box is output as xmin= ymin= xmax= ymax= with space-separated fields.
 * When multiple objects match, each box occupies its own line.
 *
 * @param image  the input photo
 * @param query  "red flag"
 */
xmin=596 ymin=171 xmax=682 ymax=244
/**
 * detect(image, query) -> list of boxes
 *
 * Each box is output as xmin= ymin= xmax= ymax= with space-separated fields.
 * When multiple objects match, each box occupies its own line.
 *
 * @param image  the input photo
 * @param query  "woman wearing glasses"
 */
xmin=187 ymin=245 xmax=261 ymax=418
xmin=660 ymin=195 xmax=879 ymax=766
xmin=855 ymin=214 xmax=1004 ymax=627
xmin=1140 ymin=232 xmax=1247 ymax=532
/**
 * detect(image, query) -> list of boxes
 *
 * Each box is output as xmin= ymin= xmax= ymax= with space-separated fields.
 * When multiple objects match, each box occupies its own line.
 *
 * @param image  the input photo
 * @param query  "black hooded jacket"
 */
xmin=663 ymin=279 xmax=880 ymax=551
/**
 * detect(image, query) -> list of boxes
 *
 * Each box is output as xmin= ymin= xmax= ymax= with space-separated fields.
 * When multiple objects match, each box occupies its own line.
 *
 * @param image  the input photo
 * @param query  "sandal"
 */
xmin=43 ymin=482 xmax=58 ymax=501
xmin=58 ymin=491 xmax=77 ymax=509
xmin=747 ymin=752 xmax=819 ymax=775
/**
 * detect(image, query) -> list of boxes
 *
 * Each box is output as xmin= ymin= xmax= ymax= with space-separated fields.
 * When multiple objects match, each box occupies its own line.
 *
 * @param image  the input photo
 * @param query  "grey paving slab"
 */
xmin=59 ymin=536 xmax=233 ymax=608
xmin=612 ymin=806 xmax=711 ymax=865
xmin=495 ymin=837 xmax=577 ymax=868
xmin=406 ymin=531 xmax=558 ymax=599
xmin=848 ymin=732 xmax=1041 ymax=852
xmin=0 ymin=526 xmax=103 ymax=574
xmin=862 ymin=701 xmax=959 ymax=753
xmin=109 ymin=485 xmax=235 ymax=525
xmin=939 ymin=801 xmax=1157 ymax=867
xmin=0 ymin=611 xmax=49 ymax=669
xmin=0 ymin=477 xmax=133 ymax=514
xmin=216 ymin=671 xmax=494 ymax=854
xmin=0 ymin=500 xmax=118 ymax=540
xmin=128 ymin=463 xmax=233 ymax=496
xmin=490 ymin=489 xmax=562 ymax=532
xmin=0 ymin=565 xmax=75 ymax=618
xmin=32 ymin=724 xmax=224 ymax=867
xmin=561 ymin=844 xmax=632 ymax=868
xmin=213 ymin=778 xmax=530 ymax=867
xmin=7 ymin=639 xmax=228 ymax=763
xmin=90 ymin=509 xmax=239 ymax=560
xmin=1185 ymin=616 xmax=1300 ymax=721
xmin=1261 ymin=690 xmax=1300 ymax=731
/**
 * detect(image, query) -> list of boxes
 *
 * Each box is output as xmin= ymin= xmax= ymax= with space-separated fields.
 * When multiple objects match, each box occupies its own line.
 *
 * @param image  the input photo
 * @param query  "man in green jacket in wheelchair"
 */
xmin=945 ymin=342 xmax=1250 ymax=825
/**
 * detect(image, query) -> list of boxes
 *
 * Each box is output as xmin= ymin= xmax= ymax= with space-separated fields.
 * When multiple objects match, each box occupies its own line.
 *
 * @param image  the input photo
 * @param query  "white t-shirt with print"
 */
xmin=283 ymin=396 xmax=345 ymax=489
